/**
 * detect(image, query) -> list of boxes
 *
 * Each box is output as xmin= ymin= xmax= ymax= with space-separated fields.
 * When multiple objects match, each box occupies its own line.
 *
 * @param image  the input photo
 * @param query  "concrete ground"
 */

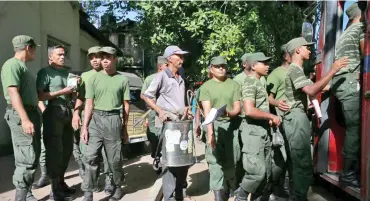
xmin=0 ymin=141 xmax=358 ymax=201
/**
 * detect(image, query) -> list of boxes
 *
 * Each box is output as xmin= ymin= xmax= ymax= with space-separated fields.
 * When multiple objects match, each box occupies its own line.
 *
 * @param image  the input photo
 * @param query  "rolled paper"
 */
xmin=311 ymin=99 xmax=322 ymax=118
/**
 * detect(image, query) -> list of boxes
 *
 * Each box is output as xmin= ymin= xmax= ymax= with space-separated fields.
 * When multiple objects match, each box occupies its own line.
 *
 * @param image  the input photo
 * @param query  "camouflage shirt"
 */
xmin=242 ymin=75 xmax=269 ymax=113
xmin=285 ymin=63 xmax=312 ymax=111
xmin=335 ymin=22 xmax=365 ymax=75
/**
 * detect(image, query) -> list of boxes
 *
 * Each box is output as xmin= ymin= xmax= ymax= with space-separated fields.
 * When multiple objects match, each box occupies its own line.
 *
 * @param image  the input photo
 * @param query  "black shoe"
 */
xmin=235 ymin=188 xmax=249 ymax=201
xmin=33 ymin=166 xmax=50 ymax=189
xmin=50 ymin=179 xmax=73 ymax=201
xmin=60 ymin=182 xmax=76 ymax=194
xmin=15 ymin=189 xmax=28 ymax=201
xmin=82 ymin=192 xmax=93 ymax=201
xmin=340 ymin=159 xmax=361 ymax=189
xmin=213 ymin=189 xmax=228 ymax=201
xmin=108 ymin=187 xmax=123 ymax=201
xmin=104 ymin=175 xmax=115 ymax=195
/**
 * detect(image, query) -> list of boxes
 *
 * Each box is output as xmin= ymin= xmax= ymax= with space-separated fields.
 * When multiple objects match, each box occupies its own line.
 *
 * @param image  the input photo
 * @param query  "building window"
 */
xmin=47 ymin=35 xmax=71 ymax=58
xmin=80 ymin=49 xmax=89 ymax=70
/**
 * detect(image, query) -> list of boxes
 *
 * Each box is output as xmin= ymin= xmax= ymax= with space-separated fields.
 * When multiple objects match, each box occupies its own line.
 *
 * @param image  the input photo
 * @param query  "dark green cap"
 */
xmin=286 ymin=37 xmax=314 ymax=55
xmin=210 ymin=56 xmax=227 ymax=65
xmin=12 ymin=35 xmax=40 ymax=49
xmin=99 ymin=46 xmax=117 ymax=56
xmin=245 ymin=52 xmax=271 ymax=63
xmin=346 ymin=3 xmax=361 ymax=20
xmin=240 ymin=53 xmax=252 ymax=63
xmin=157 ymin=56 xmax=167 ymax=64
xmin=280 ymin=44 xmax=288 ymax=53
xmin=87 ymin=46 xmax=101 ymax=56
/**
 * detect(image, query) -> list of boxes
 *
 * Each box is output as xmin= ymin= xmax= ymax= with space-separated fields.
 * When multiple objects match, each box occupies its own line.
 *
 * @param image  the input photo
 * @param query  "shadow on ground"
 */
xmin=186 ymin=169 xmax=210 ymax=197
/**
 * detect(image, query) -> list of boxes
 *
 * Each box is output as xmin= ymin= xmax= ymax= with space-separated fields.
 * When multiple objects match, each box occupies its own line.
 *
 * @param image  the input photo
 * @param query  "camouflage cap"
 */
xmin=245 ymin=52 xmax=271 ymax=63
xmin=12 ymin=35 xmax=40 ymax=49
xmin=240 ymin=53 xmax=252 ymax=63
xmin=157 ymin=56 xmax=167 ymax=64
xmin=346 ymin=3 xmax=361 ymax=20
xmin=280 ymin=44 xmax=288 ymax=53
xmin=87 ymin=46 xmax=101 ymax=56
xmin=210 ymin=56 xmax=227 ymax=65
xmin=286 ymin=37 xmax=314 ymax=55
xmin=99 ymin=46 xmax=116 ymax=56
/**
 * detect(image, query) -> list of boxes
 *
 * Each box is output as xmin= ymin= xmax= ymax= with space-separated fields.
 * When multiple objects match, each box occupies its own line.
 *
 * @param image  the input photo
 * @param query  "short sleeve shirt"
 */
xmin=1 ymin=58 xmax=38 ymax=106
xmin=242 ymin=75 xmax=269 ymax=113
xmin=85 ymin=71 xmax=130 ymax=111
xmin=78 ymin=69 xmax=98 ymax=99
xmin=36 ymin=66 xmax=71 ymax=103
xmin=199 ymin=78 xmax=241 ymax=112
xmin=335 ymin=22 xmax=365 ymax=75
xmin=285 ymin=63 xmax=312 ymax=110
xmin=266 ymin=66 xmax=288 ymax=101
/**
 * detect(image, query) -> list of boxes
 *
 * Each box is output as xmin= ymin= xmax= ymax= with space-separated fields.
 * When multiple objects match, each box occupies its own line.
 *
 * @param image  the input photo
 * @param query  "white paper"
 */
xmin=67 ymin=73 xmax=78 ymax=89
xmin=165 ymin=129 xmax=181 ymax=144
xmin=311 ymin=99 xmax=322 ymax=119
xmin=202 ymin=104 xmax=227 ymax=126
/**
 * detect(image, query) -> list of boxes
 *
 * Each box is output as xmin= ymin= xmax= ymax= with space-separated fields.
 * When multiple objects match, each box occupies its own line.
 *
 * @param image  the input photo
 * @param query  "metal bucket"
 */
xmin=161 ymin=120 xmax=195 ymax=167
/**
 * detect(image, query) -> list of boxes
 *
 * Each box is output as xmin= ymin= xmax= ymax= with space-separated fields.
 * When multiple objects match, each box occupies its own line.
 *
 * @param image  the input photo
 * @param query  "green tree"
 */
xmin=81 ymin=1 xmax=307 ymax=83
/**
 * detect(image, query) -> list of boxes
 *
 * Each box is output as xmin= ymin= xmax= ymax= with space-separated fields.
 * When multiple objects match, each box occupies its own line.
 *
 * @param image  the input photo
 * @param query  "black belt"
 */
xmin=93 ymin=109 xmax=120 ymax=115
xmin=7 ymin=104 xmax=38 ymax=111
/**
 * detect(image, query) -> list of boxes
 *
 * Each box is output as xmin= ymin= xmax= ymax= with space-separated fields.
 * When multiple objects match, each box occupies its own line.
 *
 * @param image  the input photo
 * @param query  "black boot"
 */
xmin=33 ymin=166 xmax=50 ymax=189
xmin=339 ymin=159 xmax=361 ymax=188
xmin=15 ymin=189 xmax=28 ymax=201
xmin=82 ymin=191 xmax=93 ymax=201
xmin=26 ymin=190 xmax=38 ymax=201
xmin=59 ymin=177 xmax=76 ymax=194
xmin=213 ymin=189 xmax=228 ymax=201
xmin=235 ymin=188 xmax=249 ymax=201
xmin=109 ymin=187 xmax=123 ymax=201
xmin=104 ymin=175 xmax=115 ymax=195
xmin=50 ymin=178 xmax=73 ymax=201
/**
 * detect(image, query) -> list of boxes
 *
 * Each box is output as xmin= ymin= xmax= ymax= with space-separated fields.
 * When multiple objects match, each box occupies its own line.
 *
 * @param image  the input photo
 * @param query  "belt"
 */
xmin=93 ymin=109 xmax=120 ymax=115
xmin=7 ymin=104 xmax=38 ymax=111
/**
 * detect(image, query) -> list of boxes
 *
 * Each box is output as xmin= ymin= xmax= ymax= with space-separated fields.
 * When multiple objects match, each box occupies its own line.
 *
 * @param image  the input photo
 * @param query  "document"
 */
xmin=67 ymin=73 xmax=78 ymax=89
xmin=202 ymin=104 xmax=227 ymax=126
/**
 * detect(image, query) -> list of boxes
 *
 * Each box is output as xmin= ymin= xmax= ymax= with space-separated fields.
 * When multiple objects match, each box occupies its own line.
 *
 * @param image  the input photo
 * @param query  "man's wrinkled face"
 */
xmin=101 ymin=53 xmax=117 ymax=71
xmin=168 ymin=54 xmax=184 ymax=69
xmin=252 ymin=61 xmax=269 ymax=76
xmin=89 ymin=53 xmax=102 ymax=70
xmin=49 ymin=48 xmax=65 ymax=66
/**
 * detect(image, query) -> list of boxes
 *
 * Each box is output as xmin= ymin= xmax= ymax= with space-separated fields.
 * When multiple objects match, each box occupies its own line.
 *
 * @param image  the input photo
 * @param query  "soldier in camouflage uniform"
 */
xmin=266 ymin=44 xmax=292 ymax=200
xmin=284 ymin=37 xmax=348 ymax=200
xmin=330 ymin=2 xmax=365 ymax=188
xmin=199 ymin=56 xmax=241 ymax=201
xmin=140 ymin=56 xmax=167 ymax=172
xmin=236 ymin=52 xmax=281 ymax=201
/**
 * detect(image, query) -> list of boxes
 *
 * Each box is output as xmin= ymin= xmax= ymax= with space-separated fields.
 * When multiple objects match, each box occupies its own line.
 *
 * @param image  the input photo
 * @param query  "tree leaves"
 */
xmin=81 ymin=0 xmax=305 ymax=82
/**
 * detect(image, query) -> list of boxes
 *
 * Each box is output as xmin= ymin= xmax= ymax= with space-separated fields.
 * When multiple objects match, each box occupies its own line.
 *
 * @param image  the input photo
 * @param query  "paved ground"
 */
xmin=0 ymin=140 xmax=358 ymax=201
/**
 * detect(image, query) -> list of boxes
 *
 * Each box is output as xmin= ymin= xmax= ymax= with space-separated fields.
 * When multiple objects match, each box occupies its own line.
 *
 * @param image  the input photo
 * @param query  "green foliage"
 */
xmin=81 ymin=1 xmax=305 ymax=82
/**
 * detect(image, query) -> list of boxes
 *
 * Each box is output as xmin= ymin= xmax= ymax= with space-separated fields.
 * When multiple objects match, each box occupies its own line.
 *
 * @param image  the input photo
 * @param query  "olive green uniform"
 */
xmin=284 ymin=63 xmax=313 ymax=199
xmin=239 ymin=74 xmax=272 ymax=197
xmin=81 ymin=71 xmax=130 ymax=192
xmin=331 ymin=22 xmax=364 ymax=168
xmin=36 ymin=66 xmax=74 ymax=181
xmin=78 ymin=69 xmax=112 ymax=179
xmin=1 ymin=58 xmax=41 ymax=190
xmin=266 ymin=66 xmax=289 ymax=189
xmin=233 ymin=72 xmax=249 ymax=188
xmin=141 ymin=73 xmax=160 ymax=157
xmin=199 ymin=78 xmax=241 ymax=192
